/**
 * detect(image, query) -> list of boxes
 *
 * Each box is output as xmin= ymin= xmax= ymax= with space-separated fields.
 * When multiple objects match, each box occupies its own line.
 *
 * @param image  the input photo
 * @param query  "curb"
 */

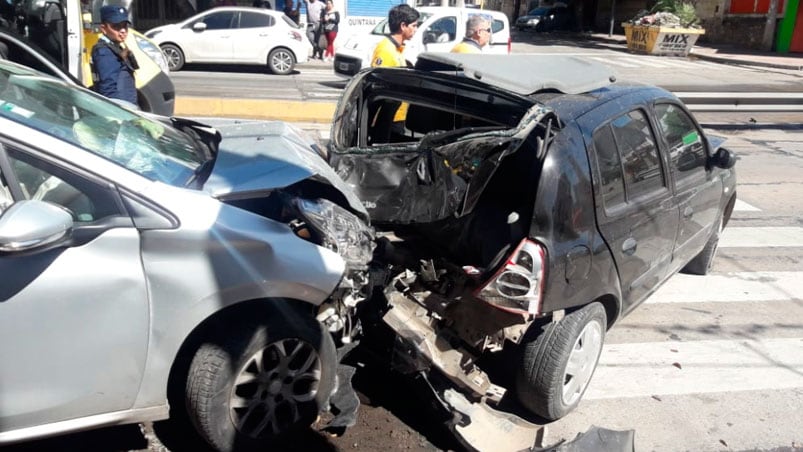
xmin=175 ymin=97 xmax=337 ymax=123
xmin=689 ymin=52 xmax=803 ymax=71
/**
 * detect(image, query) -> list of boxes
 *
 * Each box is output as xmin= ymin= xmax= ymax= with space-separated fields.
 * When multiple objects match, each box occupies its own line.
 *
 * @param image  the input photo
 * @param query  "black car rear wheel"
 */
xmin=186 ymin=308 xmax=336 ymax=452
xmin=515 ymin=302 xmax=606 ymax=421
xmin=682 ymin=216 xmax=723 ymax=275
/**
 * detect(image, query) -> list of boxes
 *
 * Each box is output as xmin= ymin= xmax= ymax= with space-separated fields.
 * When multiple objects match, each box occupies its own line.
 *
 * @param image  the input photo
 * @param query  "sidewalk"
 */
xmin=585 ymin=32 xmax=803 ymax=71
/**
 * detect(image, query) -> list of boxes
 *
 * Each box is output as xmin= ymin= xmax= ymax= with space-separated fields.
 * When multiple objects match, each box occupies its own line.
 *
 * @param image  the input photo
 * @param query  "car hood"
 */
xmin=202 ymin=120 xmax=368 ymax=218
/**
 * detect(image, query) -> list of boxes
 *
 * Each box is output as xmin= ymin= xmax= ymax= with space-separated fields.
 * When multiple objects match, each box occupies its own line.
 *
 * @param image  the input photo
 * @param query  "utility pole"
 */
xmin=762 ymin=0 xmax=780 ymax=50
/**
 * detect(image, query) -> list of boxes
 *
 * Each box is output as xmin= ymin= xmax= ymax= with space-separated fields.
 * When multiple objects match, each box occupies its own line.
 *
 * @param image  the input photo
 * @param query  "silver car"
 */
xmin=0 ymin=60 xmax=374 ymax=450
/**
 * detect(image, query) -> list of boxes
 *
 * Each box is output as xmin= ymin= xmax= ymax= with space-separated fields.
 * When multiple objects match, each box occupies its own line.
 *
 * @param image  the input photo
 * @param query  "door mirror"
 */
xmin=193 ymin=22 xmax=207 ymax=32
xmin=711 ymin=148 xmax=736 ymax=169
xmin=0 ymin=200 xmax=73 ymax=252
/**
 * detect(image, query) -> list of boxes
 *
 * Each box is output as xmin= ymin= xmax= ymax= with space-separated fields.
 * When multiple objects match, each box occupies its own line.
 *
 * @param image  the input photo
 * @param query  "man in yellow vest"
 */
xmin=370 ymin=4 xmax=420 ymax=138
xmin=451 ymin=15 xmax=492 ymax=53
xmin=371 ymin=4 xmax=420 ymax=68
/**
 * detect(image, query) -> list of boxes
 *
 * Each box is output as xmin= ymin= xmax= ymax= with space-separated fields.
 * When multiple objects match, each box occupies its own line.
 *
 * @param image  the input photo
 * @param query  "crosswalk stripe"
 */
xmin=587 ymin=56 xmax=639 ymax=68
xmin=733 ymin=198 xmax=760 ymax=211
xmin=620 ymin=56 xmax=670 ymax=68
xmin=585 ymin=338 xmax=803 ymax=400
xmin=721 ymin=226 xmax=803 ymax=248
xmin=647 ymin=271 xmax=803 ymax=304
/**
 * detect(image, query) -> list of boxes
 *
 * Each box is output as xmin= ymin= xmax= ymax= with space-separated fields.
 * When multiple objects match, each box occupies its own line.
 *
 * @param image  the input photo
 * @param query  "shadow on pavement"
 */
xmin=176 ymin=63 xmax=300 ymax=76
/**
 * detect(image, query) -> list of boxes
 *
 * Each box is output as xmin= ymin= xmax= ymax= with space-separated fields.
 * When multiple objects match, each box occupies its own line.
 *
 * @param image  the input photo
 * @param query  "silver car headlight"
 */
xmin=528 ymin=18 xmax=541 ymax=25
xmin=134 ymin=34 xmax=170 ymax=75
xmin=295 ymin=198 xmax=375 ymax=270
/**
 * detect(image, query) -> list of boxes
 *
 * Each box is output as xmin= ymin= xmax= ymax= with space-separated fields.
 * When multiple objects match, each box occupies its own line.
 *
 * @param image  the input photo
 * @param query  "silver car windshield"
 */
xmin=0 ymin=63 xmax=204 ymax=185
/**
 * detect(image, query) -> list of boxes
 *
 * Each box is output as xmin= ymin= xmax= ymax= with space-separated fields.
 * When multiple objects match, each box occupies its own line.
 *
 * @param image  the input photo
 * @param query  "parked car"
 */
xmin=329 ymin=53 xmax=737 ymax=422
xmin=515 ymin=5 xmax=574 ymax=32
xmin=145 ymin=6 xmax=311 ymax=75
xmin=0 ymin=59 xmax=373 ymax=450
xmin=333 ymin=6 xmax=511 ymax=78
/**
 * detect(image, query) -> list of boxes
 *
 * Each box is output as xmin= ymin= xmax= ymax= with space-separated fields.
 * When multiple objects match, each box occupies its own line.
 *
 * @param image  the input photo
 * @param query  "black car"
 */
xmin=515 ymin=5 xmax=574 ymax=32
xmin=329 ymin=53 xmax=736 ymax=423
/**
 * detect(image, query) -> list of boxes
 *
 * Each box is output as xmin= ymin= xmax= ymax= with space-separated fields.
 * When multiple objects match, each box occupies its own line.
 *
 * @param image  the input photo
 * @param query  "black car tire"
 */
xmin=268 ymin=48 xmax=295 ymax=75
xmin=186 ymin=309 xmax=336 ymax=452
xmin=515 ymin=302 xmax=606 ymax=421
xmin=160 ymin=44 xmax=184 ymax=72
xmin=683 ymin=216 xmax=723 ymax=275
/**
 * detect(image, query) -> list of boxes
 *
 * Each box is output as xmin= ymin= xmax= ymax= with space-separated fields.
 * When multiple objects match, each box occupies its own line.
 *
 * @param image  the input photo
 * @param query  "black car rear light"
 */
xmin=474 ymin=238 xmax=546 ymax=315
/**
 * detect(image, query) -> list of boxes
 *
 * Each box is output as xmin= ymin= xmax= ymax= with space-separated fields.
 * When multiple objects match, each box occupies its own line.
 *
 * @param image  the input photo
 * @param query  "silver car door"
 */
xmin=0 ymin=142 xmax=149 ymax=434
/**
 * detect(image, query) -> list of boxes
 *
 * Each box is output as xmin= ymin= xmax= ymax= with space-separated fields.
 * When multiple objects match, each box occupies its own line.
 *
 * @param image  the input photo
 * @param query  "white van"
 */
xmin=333 ymin=7 xmax=511 ymax=77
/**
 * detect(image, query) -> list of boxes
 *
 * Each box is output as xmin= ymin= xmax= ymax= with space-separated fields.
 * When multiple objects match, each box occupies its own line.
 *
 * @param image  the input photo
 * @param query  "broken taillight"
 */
xmin=474 ymin=238 xmax=546 ymax=315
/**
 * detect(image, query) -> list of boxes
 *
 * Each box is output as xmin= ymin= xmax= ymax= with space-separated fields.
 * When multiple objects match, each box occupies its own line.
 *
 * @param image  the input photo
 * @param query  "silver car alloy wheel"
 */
xmin=271 ymin=49 xmax=293 ymax=74
xmin=161 ymin=46 xmax=182 ymax=71
xmin=561 ymin=320 xmax=604 ymax=406
xmin=228 ymin=337 xmax=322 ymax=439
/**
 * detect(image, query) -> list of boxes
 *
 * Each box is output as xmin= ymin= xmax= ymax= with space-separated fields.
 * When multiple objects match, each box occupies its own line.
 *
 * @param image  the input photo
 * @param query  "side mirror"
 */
xmin=711 ymin=148 xmax=736 ymax=169
xmin=0 ymin=200 xmax=73 ymax=252
xmin=193 ymin=22 xmax=207 ymax=32
xmin=423 ymin=32 xmax=436 ymax=44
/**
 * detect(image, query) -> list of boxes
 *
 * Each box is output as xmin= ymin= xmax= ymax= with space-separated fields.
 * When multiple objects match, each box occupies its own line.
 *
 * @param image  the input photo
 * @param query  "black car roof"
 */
xmin=415 ymin=53 xmax=617 ymax=95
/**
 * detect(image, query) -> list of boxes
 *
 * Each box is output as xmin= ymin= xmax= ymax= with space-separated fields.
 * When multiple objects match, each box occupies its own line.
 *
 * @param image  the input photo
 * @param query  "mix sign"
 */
xmin=623 ymin=24 xmax=705 ymax=56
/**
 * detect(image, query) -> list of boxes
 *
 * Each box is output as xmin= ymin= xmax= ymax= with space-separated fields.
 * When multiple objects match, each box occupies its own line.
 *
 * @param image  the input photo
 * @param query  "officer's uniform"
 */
xmin=451 ymin=38 xmax=483 ymax=54
xmin=91 ymin=35 xmax=137 ymax=105
xmin=91 ymin=6 xmax=137 ymax=106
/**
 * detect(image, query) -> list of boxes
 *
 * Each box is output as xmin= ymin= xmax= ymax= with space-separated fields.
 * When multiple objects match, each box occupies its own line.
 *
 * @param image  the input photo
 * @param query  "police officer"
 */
xmin=91 ymin=5 xmax=138 ymax=107
xmin=451 ymin=15 xmax=492 ymax=54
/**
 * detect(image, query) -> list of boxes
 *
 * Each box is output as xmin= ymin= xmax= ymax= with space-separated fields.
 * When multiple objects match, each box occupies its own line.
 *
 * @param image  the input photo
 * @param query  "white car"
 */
xmin=145 ymin=7 xmax=311 ymax=75
xmin=333 ymin=7 xmax=511 ymax=78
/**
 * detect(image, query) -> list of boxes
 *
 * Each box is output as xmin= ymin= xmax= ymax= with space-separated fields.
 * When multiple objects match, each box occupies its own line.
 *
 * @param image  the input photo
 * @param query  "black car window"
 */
xmin=611 ymin=109 xmax=665 ymax=198
xmin=239 ymin=11 xmax=273 ymax=28
xmin=5 ymin=145 xmax=122 ymax=223
xmin=593 ymin=124 xmax=626 ymax=210
xmin=200 ymin=12 xmax=236 ymax=30
xmin=655 ymin=103 xmax=706 ymax=185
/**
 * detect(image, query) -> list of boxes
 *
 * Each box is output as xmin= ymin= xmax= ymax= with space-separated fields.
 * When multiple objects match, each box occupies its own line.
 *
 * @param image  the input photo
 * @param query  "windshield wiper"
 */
xmin=184 ymin=157 xmax=215 ymax=189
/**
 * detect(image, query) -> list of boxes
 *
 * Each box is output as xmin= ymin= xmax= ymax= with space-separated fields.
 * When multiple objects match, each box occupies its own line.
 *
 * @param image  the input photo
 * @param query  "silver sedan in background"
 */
xmin=0 ymin=60 xmax=373 ymax=451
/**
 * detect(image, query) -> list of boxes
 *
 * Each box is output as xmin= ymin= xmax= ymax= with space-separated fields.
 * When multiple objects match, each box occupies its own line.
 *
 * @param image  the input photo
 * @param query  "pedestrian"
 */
xmin=283 ymin=0 xmax=300 ymax=25
xmin=369 ymin=4 xmax=420 ymax=139
xmin=370 ymin=4 xmax=419 ymax=68
xmin=320 ymin=0 xmax=338 ymax=62
xmin=91 ymin=5 xmax=138 ymax=108
xmin=303 ymin=0 xmax=325 ymax=59
xmin=451 ymin=15 xmax=492 ymax=53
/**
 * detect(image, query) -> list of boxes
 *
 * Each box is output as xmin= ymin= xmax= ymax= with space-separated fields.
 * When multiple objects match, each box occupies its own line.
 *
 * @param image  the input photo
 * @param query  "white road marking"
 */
xmin=585 ymin=338 xmax=803 ymax=399
xmin=587 ymin=56 xmax=639 ymax=68
xmin=720 ymin=226 xmax=803 ymax=248
xmin=733 ymin=198 xmax=761 ymax=211
xmin=647 ymin=271 xmax=803 ymax=304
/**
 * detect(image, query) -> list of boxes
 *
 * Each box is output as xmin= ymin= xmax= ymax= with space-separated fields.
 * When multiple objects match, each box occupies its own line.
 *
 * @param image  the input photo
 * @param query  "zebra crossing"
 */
xmin=546 ymin=198 xmax=803 ymax=451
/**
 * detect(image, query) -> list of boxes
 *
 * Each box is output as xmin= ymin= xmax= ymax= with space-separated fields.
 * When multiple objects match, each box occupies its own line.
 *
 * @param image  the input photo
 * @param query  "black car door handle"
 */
xmin=622 ymin=237 xmax=637 ymax=255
